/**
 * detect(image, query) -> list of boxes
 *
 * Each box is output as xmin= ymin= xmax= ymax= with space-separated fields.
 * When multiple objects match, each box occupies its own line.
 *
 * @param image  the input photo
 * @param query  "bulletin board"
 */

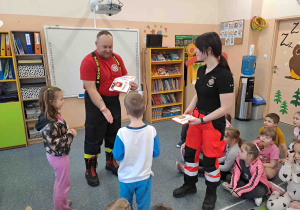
xmin=220 ymin=19 xmax=245 ymax=46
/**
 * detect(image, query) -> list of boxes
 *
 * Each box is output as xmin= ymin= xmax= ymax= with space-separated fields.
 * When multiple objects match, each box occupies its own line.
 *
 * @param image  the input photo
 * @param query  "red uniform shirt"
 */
xmin=80 ymin=50 xmax=128 ymax=96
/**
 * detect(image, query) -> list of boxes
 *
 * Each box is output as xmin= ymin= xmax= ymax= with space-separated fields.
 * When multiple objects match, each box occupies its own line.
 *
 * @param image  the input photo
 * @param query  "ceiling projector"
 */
xmin=89 ymin=0 xmax=123 ymax=16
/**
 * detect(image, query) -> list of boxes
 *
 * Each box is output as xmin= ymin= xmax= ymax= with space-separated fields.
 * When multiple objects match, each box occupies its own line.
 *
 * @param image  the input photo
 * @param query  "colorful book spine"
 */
xmin=25 ymin=33 xmax=33 ymax=54
xmin=12 ymin=34 xmax=19 ymax=54
xmin=5 ymin=34 xmax=11 ymax=56
xmin=15 ymin=38 xmax=25 ymax=54
xmin=0 ymin=59 xmax=3 ymax=80
xmin=3 ymin=59 xmax=10 ymax=79
xmin=34 ymin=32 xmax=41 ymax=54
xmin=1 ymin=34 xmax=6 ymax=56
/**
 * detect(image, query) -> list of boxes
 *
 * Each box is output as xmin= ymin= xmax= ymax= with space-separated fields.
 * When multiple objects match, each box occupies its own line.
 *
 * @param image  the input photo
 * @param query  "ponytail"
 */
xmin=237 ymin=137 xmax=243 ymax=147
xmin=195 ymin=32 xmax=232 ymax=74
xmin=38 ymin=86 xmax=62 ymax=121
xmin=219 ymin=54 xmax=231 ymax=73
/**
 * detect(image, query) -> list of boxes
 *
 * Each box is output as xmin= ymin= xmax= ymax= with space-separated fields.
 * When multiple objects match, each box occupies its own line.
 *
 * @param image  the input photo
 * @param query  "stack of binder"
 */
xmin=12 ymin=32 xmax=41 ymax=55
xmin=0 ymin=34 xmax=12 ymax=56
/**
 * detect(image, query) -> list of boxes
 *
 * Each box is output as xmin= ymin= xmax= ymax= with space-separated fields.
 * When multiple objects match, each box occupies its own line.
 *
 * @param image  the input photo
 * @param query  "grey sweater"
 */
xmin=218 ymin=143 xmax=240 ymax=172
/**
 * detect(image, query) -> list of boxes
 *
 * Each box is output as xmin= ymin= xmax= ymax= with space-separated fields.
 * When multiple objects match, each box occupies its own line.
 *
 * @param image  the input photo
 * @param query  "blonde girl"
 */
xmin=222 ymin=142 xmax=272 ymax=206
xmin=217 ymin=127 xmax=243 ymax=180
xmin=35 ymin=86 xmax=77 ymax=210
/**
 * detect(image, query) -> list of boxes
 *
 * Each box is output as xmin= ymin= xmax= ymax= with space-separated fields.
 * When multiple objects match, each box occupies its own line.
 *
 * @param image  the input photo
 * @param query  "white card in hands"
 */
xmin=172 ymin=114 xmax=196 ymax=125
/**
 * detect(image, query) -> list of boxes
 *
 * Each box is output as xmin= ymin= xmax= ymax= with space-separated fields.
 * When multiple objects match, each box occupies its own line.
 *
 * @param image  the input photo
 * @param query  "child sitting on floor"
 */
xmin=254 ymin=128 xmax=280 ymax=179
xmin=222 ymin=142 xmax=272 ymax=207
xmin=267 ymin=140 xmax=300 ymax=210
xmin=151 ymin=203 xmax=172 ymax=210
xmin=199 ymin=127 xmax=242 ymax=180
xmin=105 ymin=198 xmax=131 ymax=210
xmin=289 ymin=111 xmax=300 ymax=150
xmin=258 ymin=113 xmax=288 ymax=163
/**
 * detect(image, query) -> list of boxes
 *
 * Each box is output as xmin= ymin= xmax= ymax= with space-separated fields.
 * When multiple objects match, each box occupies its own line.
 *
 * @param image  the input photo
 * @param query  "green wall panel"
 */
xmin=0 ymin=102 xmax=26 ymax=149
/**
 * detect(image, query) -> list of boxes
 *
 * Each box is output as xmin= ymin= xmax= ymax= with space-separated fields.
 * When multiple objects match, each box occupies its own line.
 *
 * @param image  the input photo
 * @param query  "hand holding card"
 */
xmin=172 ymin=114 xmax=196 ymax=125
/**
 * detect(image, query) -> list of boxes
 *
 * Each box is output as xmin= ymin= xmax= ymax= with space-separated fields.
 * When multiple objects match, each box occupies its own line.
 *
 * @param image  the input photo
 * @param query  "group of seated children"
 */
xmin=176 ymin=111 xmax=300 ymax=208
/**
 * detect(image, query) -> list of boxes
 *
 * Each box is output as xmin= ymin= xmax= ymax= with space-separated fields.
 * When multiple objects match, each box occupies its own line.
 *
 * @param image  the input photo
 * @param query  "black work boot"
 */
xmin=173 ymin=183 xmax=197 ymax=198
xmin=105 ymin=152 xmax=118 ymax=176
xmin=202 ymin=185 xmax=217 ymax=210
xmin=85 ymin=156 xmax=100 ymax=187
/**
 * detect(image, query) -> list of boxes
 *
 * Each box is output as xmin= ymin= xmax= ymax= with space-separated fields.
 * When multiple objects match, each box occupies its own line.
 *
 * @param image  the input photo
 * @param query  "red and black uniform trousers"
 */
xmin=84 ymin=91 xmax=121 ymax=156
xmin=184 ymin=109 xmax=225 ymax=187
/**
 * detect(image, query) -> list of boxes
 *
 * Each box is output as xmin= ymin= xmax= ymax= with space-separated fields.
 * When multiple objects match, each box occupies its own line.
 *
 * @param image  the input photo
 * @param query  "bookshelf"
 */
xmin=144 ymin=47 xmax=184 ymax=123
xmin=11 ymin=31 xmax=48 ymax=145
xmin=0 ymin=31 xmax=27 ymax=150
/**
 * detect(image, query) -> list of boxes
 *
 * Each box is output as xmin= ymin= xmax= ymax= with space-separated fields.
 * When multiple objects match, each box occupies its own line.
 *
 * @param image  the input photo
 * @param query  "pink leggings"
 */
xmin=46 ymin=153 xmax=71 ymax=210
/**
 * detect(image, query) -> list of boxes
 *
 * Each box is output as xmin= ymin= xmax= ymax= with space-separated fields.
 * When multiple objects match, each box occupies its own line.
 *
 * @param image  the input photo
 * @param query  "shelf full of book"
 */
xmin=0 ymin=31 xmax=27 ymax=150
xmin=11 ymin=31 xmax=48 ymax=145
xmin=143 ymin=47 xmax=184 ymax=123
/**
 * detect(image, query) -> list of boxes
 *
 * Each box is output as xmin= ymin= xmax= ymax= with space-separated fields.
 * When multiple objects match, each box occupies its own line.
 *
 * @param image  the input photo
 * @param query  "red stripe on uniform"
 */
xmin=205 ymin=171 xmax=221 ymax=178
xmin=184 ymin=165 xmax=199 ymax=173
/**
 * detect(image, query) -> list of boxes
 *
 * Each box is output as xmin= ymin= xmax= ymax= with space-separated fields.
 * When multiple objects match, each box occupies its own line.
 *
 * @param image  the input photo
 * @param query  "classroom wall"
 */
xmin=0 ymin=0 xmax=219 ymax=24
xmin=252 ymin=0 xmax=300 ymax=117
xmin=261 ymin=0 xmax=300 ymax=19
xmin=215 ymin=0 xmax=258 ymax=115
xmin=0 ymin=14 xmax=216 ymax=128
xmin=217 ymin=0 xmax=252 ymax=22
xmin=217 ymin=0 xmax=300 ymax=118
xmin=1 ymin=0 xmax=299 ymax=128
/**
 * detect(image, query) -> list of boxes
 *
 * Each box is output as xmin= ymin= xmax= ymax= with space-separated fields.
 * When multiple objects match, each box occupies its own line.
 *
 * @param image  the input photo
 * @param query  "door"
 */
xmin=268 ymin=19 xmax=300 ymax=124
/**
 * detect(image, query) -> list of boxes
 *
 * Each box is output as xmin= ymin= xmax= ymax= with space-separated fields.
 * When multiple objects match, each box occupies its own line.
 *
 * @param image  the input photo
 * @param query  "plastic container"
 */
xmin=241 ymin=56 xmax=257 ymax=76
xmin=251 ymin=95 xmax=266 ymax=120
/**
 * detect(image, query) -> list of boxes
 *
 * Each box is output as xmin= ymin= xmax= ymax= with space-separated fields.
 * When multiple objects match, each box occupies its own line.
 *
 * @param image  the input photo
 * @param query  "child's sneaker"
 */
xmin=176 ymin=161 xmax=184 ymax=173
xmin=269 ymin=181 xmax=285 ymax=195
xmin=254 ymin=197 xmax=263 ymax=206
xmin=222 ymin=182 xmax=231 ymax=192
xmin=176 ymin=141 xmax=184 ymax=148
xmin=180 ymin=146 xmax=185 ymax=162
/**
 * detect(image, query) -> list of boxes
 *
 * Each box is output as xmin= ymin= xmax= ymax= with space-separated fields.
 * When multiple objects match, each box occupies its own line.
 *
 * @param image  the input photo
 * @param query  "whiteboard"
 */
xmin=44 ymin=26 xmax=140 ymax=97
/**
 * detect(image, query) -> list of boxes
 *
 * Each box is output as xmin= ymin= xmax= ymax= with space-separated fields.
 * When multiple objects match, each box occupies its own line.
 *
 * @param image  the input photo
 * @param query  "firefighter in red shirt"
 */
xmin=80 ymin=30 xmax=137 ymax=187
